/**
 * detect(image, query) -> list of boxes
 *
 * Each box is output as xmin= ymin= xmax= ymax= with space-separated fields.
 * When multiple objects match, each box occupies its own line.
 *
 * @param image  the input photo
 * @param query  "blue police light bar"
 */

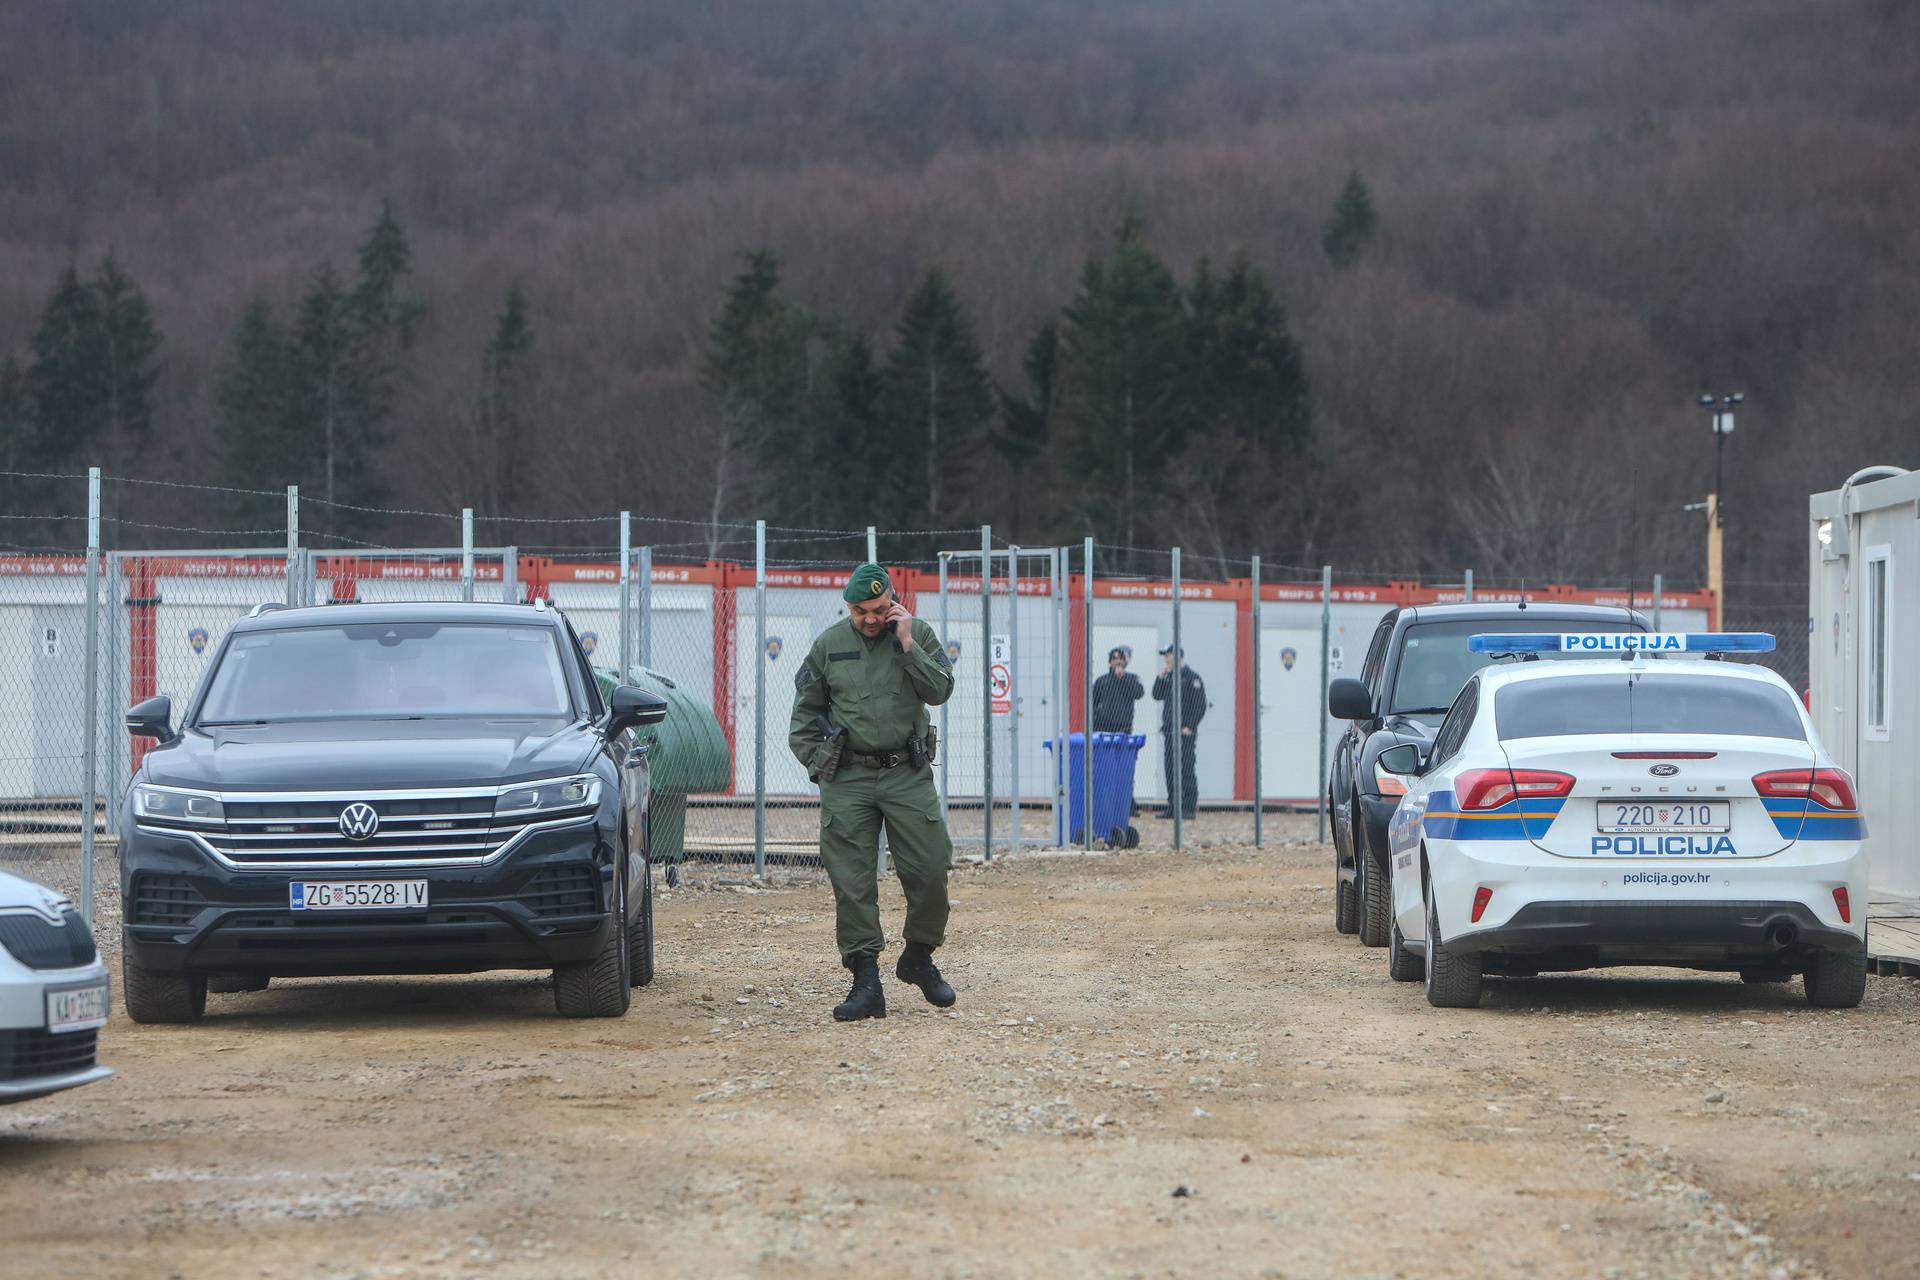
xmin=1467 ymin=632 xmax=1776 ymax=655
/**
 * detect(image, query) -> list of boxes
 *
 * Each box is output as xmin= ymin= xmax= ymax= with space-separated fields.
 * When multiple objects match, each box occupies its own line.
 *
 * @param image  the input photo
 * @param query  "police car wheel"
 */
xmin=1334 ymin=870 xmax=1358 ymax=934
xmin=629 ymin=862 xmax=656 ymax=989
xmin=1387 ymin=911 xmax=1422 ymax=982
xmin=1803 ymin=948 xmax=1867 ymax=1009
xmin=1357 ymin=849 xmax=1391 ymax=948
xmin=555 ymin=865 xmax=632 ymax=1018
xmin=1423 ymin=876 xmax=1483 ymax=1009
xmin=124 ymin=959 xmax=208 ymax=1024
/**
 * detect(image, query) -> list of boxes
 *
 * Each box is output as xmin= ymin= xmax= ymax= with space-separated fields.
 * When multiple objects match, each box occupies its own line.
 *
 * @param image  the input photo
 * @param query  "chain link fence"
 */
xmin=5 ymin=468 xmax=1746 ymax=932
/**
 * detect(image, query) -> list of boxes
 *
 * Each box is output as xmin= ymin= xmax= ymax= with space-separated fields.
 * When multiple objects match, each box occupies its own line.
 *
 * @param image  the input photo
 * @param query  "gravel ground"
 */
xmin=5 ymin=816 xmax=1919 ymax=1279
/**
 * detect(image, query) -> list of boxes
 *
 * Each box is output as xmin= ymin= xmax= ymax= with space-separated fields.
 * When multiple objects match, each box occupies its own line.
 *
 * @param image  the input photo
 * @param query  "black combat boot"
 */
xmin=832 ymin=956 xmax=887 ymax=1022
xmin=895 ymin=941 xmax=957 ymax=1008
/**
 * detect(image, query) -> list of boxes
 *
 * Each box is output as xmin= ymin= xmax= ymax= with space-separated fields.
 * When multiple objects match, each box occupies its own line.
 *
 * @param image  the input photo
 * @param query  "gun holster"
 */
xmin=808 ymin=716 xmax=847 ymax=784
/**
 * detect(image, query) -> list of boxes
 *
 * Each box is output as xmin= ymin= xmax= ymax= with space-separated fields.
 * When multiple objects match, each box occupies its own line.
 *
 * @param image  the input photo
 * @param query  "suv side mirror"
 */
xmin=605 ymin=685 xmax=669 ymax=739
xmin=1328 ymin=677 xmax=1374 ymax=721
xmin=1376 ymin=742 xmax=1424 ymax=776
xmin=127 ymin=694 xmax=174 ymax=742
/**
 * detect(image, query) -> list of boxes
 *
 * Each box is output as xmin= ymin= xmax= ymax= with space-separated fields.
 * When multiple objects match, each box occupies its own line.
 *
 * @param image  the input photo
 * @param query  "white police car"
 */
xmin=0 ymin=870 xmax=112 ymax=1102
xmin=1380 ymin=633 xmax=1867 ymax=1008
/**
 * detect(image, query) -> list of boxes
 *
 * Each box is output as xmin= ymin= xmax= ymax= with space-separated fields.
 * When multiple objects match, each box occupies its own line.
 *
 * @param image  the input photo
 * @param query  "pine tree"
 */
xmin=290 ymin=262 xmax=363 ymax=517
xmin=0 ymin=357 xmax=28 ymax=518
xmin=995 ymin=321 xmax=1058 ymax=538
xmin=473 ymin=282 xmax=535 ymax=536
xmin=350 ymin=200 xmax=425 ymax=424
xmin=810 ymin=334 xmax=887 ymax=539
xmin=90 ymin=253 xmax=161 ymax=524
xmin=879 ymin=269 xmax=995 ymax=535
xmin=213 ymin=300 xmax=297 ymax=503
xmin=1176 ymin=255 xmax=1312 ymax=560
xmin=702 ymin=251 xmax=812 ymax=544
xmin=24 ymin=265 xmax=105 ymax=472
xmin=1057 ymin=213 xmax=1192 ymax=551
xmin=1322 ymin=170 xmax=1378 ymax=268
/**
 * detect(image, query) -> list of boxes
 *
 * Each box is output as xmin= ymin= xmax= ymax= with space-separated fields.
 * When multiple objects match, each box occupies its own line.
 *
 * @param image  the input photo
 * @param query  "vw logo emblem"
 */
xmin=339 ymin=803 xmax=381 ymax=840
xmin=1649 ymin=764 xmax=1680 ymax=777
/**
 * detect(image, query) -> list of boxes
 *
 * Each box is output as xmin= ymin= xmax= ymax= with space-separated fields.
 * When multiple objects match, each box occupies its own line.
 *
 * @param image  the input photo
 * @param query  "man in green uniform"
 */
xmin=789 ymin=562 xmax=957 ymax=1021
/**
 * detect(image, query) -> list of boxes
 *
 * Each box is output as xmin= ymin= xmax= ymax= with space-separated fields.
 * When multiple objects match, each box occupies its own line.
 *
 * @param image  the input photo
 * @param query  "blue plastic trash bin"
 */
xmin=1045 ymin=732 xmax=1146 ymax=848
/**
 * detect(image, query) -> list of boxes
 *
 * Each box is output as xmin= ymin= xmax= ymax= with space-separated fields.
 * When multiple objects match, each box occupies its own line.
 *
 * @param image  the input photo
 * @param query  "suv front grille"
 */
xmin=138 ymin=786 xmax=597 ymax=868
xmin=0 ymin=909 xmax=98 ymax=970
xmin=129 ymin=876 xmax=203 ymax=927
xmin=522 ymin=864 xmax=600 ymax=918
xmin=0 ymin=1028 xmax=99 ymax=1082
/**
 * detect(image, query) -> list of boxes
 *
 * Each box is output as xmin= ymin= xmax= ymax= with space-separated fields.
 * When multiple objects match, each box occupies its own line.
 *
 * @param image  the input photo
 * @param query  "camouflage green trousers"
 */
xmin=818 ymin=762 xmax=952 ymax=965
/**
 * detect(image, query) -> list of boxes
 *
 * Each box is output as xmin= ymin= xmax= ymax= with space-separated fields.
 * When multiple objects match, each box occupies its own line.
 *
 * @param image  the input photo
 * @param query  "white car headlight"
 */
xmin=496 ymin=776 xmax=600 ymax=815
xmin=134 ymin=785 xmax=225 ymax=825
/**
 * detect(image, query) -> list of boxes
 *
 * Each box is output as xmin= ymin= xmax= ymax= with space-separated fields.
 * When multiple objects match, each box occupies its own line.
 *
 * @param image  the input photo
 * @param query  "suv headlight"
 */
xmin=1372 ymin=759 xmax=1409 ymax=798
xmin=496 ymin=775 xmax=600 ymax=816
xmin=134 ymin=785 xmax=226 ymax=825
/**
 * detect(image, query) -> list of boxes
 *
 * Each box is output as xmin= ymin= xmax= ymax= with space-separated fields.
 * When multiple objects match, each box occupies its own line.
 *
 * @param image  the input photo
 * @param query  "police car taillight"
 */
xmin=1752 ymin=768 xmax=1857 ymax=811
xmin=1457 ymin=768 xmax=1575 ymax=811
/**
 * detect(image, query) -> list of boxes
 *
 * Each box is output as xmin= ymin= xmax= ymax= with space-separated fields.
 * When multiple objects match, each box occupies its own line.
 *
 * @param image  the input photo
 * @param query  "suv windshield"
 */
xmin=1494 ymin=673 xmax=1807 ymax=740
xmin=1389 ymin=618 xmax=1641 ymax=717
xmin=198 ymin=622 xmax=574 ymax=723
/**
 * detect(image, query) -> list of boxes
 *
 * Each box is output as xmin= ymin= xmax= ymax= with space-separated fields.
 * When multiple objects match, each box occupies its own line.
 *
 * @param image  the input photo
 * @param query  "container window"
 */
xmin=1865 ymin=547 xmax=1891 ymax=737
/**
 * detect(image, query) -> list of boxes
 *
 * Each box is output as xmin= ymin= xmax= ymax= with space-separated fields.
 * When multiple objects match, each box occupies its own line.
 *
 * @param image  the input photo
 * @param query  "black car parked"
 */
xmin=1326 ymin=602 xmax=1648 ymax=948
xmin=119 ymin=600 xmax=668 ymax=1021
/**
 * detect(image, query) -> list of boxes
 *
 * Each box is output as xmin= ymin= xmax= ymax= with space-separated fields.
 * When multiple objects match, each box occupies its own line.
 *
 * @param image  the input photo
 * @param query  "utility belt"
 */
xmin=844 ymin=726 xmax=938 ymax=772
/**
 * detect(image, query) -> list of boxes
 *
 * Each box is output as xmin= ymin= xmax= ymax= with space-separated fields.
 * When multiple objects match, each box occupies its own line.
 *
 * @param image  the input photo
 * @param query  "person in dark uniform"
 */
xmin=1152 ymin=645 xmax=1205 ymax=819
xmin=1091 ymin=646 xmax=1144 ymax=733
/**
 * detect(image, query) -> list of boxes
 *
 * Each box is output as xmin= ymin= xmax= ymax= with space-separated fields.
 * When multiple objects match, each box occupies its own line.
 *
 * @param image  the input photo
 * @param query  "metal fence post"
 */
xmin=1464 ymin=568 xmax=1474 ymax=603
xmin=754 ymin=519 xmax=767 ymax=878
xmin=80 ymin=468 xmax=101 ymax=925
xmin=1008 ymin=544 xmax=1021 ymax=854
xmin=1317 ymin=565 xmax=1332 ymax=844
xmin=1252 ymin=553 xmax=1262 ymax=849
xmin=938 ymin=552 xmax=950 ymax=815
xmin=618 ymin=511 xmax=633 ymax=677
xmin=981 ymin=525 xmax=993 ymax=862
xmin=285 ymin=486 xmax=301 ymax=607
xmin=867 ymin=525 xmax=878 ymax=563
xmin=1171 ymin=546 xmax=1183 ymax=852
xmin=461 ymin=509 xmax=475 ymax=603
xmin=104 ymin=550 xmax=123 ymax=838
xmin=1082 ymin=536 xmax=1094 ymax=853
xmin=1652 ymin=573 xmax=1664 ymax=630
xmin=1054 ymin=547 xmax=1067 ymax=846
xmin=638 ymin=545 xmax=653 ymax=667
xmin=502 ymin=547 xmax=519 ymax=605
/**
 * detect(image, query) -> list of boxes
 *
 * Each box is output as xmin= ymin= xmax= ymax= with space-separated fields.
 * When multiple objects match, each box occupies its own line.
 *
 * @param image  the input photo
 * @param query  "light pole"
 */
xmin=1697 ymin=392 xmax=1742 ymax=625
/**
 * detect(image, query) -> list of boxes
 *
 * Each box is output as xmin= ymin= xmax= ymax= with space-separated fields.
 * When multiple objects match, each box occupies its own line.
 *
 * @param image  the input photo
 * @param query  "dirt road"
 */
xmin=6 ymin=820 xmax=1919 ymax=1279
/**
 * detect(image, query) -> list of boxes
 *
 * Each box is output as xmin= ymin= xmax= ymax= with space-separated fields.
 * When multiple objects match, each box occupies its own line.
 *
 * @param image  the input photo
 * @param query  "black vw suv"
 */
xmin=1327 ymin=602 xmax=1648 ymax=949
xmin=119 ymin=600 xmax=668 ymax=1021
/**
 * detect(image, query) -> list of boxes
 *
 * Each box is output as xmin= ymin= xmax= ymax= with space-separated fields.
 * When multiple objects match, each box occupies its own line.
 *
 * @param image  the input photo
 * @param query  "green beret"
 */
xmin=843 ymin=562 xmax=892 ymax=603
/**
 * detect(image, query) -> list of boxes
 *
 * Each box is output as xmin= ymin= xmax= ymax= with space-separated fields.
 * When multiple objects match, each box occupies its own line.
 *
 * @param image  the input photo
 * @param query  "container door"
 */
xmin=734 ymin=613 xmax=813 ymax=795
xmin=1259 ymin=627 xmax=1324 ymax=804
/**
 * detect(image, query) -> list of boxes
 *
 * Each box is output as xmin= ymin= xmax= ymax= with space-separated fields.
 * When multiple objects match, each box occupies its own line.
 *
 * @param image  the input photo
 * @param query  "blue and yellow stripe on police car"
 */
xmin=1420 ymin=790 xmax=1565 ymax=842
xmin=1765 ymin=800 xmax=1867 ymax=841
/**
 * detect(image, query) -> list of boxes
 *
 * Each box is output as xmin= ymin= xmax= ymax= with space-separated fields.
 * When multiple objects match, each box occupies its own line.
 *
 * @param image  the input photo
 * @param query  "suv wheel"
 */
xmin=1357 ymin=845 xmax=1391 ymax=948
xmin=124 ymin=959 xmax=208 ymax=1024
xmin=555 ymin=865 xmax=632 ymax=1017
xmin=1803 ymin=948 xmax=1866 ymax=1009
xmin=1423 ymin=876 xmax=1483 ymax=1008
xmin=1333 ymin=795 xmax=1358 ymax=935
xmin=628 ymin=861 xmax=655 ymax=988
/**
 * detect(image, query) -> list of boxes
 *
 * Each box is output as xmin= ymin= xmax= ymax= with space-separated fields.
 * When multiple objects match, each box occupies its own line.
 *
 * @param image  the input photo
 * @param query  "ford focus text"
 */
xmin=1382 ymin=634 xmax=1866 ymax=1008
xmin=119 ymin=602 xmax=668 ymax=1022
xmin=0 ymin=871 xmax=112 ymax=1102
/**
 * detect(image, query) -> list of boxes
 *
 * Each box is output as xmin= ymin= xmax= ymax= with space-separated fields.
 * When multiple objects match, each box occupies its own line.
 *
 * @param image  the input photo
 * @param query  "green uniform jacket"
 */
xmin=789 ymin=616 xmax=954 ymax=758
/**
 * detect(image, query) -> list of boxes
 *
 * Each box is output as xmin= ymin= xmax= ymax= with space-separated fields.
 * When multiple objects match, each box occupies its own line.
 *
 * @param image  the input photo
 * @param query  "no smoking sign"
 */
xmin=989 ymin=634 xmax=1013 ymax=715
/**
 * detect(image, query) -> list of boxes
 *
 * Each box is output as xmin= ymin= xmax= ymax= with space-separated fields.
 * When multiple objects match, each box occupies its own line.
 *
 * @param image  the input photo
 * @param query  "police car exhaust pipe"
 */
xmin=1767 ymin=921 xmax=1799 ymax=950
